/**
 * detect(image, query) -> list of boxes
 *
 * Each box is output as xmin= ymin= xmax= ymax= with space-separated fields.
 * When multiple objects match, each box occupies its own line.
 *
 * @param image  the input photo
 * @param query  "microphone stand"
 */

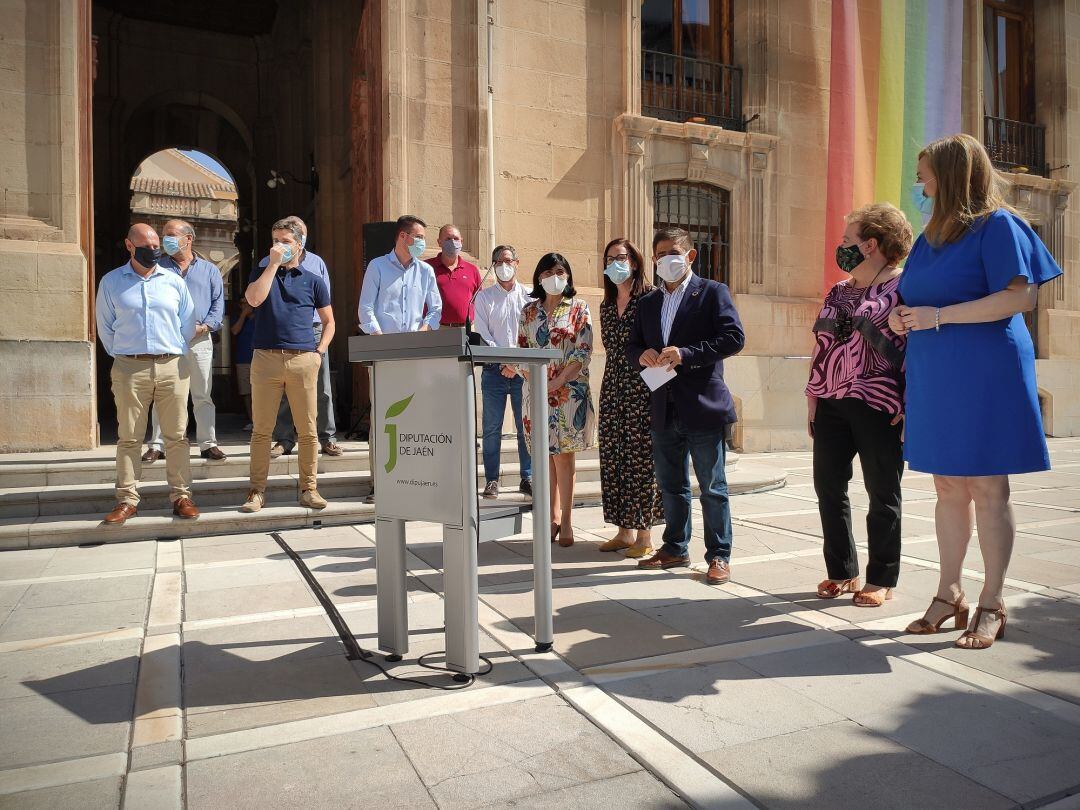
xmin=465 ymin=263 xmax=495 ymax=346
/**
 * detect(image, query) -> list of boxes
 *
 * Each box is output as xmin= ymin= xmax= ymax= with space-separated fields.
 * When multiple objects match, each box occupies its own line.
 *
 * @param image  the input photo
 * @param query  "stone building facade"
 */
xmin=2 ymin=0 xmax=1078 ymax=452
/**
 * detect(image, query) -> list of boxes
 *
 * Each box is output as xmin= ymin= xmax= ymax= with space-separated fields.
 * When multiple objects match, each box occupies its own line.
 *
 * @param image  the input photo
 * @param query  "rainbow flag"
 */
xmin=822 ymin=0 xmax=963 ymax=289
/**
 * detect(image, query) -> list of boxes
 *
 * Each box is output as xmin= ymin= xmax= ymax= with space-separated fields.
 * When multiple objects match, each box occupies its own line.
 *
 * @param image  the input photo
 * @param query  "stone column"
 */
xmin=0 ymin=0 xmax=96 ymax=450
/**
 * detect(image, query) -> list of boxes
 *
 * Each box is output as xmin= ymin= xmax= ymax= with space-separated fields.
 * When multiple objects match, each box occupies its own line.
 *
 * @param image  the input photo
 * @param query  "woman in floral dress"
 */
xmin=518 ymin=252 xmax=596 ymax=547
xmin=597 ymin=238 xmax=664 ymax=558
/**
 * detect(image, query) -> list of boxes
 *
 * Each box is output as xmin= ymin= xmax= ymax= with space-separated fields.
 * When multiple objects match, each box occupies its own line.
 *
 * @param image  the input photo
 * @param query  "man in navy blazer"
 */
xmin=626 ymin=227 xmax=745 ymax=584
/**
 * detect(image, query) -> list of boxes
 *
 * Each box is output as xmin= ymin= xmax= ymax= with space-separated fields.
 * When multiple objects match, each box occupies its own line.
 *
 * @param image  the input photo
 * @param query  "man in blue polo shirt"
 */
xmin=240 ymin=218 xmax=335 ymax=513
xmin=259 ymin=216 xmax=344 ymax=459
xmin=143 ymin=219 xmax=226 ymax=463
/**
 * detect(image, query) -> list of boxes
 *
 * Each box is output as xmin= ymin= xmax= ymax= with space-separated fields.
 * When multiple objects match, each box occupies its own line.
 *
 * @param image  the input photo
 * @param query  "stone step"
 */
xmin=0 ymin=438 xmax=602 ymax=489
xmin=0 ymin=452 xmax=737 ymax=518
xmin=0 ymin=463 xmax=785 ymax=549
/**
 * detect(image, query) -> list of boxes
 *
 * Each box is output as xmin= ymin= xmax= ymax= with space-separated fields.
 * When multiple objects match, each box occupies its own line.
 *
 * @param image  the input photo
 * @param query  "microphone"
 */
xmin=465 ymin=263 xmax=495 ymax=347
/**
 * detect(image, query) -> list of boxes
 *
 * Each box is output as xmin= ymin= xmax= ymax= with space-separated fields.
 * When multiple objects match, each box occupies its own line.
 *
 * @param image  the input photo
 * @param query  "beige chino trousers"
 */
xmin=111 ymin=355 xmax=192 ymax=506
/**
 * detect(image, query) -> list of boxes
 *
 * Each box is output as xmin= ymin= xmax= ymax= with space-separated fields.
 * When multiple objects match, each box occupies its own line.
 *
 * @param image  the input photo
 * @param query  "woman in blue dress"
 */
xmin=890 ymin=134 xmax=1062 ymax=650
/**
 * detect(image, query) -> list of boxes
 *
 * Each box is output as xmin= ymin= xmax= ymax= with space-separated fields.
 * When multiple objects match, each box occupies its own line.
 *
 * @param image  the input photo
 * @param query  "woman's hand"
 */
xmin=899 ymin=306 xmax=938 ymax=331
xmin=890 ymin=412 xmax=905 ymax=442
xmin=806 ymin=395 xmax=817 ymax=439
xmin=500 ymin=364 xmax=517 ymax=378
xmin=888 ymin=308 xmax=909 ymax=336
xmin=547 ymin=373 xmax=566 ymax=396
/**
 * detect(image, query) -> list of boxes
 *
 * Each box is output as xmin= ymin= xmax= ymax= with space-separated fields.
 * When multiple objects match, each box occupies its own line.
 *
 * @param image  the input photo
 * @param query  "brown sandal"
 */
xmin=955 ymin=605 xmax=1007 ymax=650
xmin=816 ymin=577 xmax=860 ymax=599
xmin=906 ymin=594 xmax=969 ymax=634
xmin=853 ymin=587 xmax=893 ymax=607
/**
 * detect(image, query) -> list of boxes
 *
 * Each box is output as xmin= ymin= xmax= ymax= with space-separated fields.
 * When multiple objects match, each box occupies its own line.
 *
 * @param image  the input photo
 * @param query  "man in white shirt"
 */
xmin=473 ymin=245 xmax=533 ymax=498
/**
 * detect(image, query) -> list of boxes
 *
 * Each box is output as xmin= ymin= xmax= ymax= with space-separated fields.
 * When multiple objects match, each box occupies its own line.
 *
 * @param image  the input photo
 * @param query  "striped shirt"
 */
xmin=660 ymin=271 xmax=694 ymax=344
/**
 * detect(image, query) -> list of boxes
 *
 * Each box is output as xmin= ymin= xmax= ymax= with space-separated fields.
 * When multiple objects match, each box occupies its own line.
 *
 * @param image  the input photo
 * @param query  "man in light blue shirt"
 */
xmin=261 ymin=216 xmax=344 ymax=459
xmin=144 ymin=219 xmax=226 ymax=462
xmin=357 ymin=214 xmax=442 ymax=334
xmin=95 ymin=223 xmax=200 ymax=525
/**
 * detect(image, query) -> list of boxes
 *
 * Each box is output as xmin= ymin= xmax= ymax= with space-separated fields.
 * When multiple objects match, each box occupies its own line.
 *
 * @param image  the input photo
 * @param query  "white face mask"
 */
xmin=656 ymin=254 xmax=689 ymax=283
xmin=541 ymin=274 xmax=567 ymax=296
xmin=494 ymin=262 xmax=516 ymax=282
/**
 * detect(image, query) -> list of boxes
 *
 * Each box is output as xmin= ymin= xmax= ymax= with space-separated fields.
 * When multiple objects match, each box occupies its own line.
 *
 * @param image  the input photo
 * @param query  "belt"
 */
xmin=122 ymin=353 xmax=177 ymax=360
xmin=258 ymin=348 xmax=311 ymax=355
xmin=444 ymin=322 xmax=467 ymax=328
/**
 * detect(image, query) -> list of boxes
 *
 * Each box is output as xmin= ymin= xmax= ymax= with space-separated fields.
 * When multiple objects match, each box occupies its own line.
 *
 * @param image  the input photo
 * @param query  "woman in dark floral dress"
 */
xmin=597 ymin=238 xmax=664 ymax=558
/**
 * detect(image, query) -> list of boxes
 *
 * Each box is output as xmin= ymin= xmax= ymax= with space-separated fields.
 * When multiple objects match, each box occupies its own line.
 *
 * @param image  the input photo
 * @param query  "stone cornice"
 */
xmin=615 ymin=113 xmax=780 ymax=152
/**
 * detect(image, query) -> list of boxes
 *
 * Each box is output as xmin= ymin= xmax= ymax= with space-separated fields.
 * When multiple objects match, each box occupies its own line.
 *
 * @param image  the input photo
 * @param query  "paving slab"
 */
xmin=479 ymin=770 xmax=685 ymax=809
xmin=183 ymin=560 xmax=301 ymax=593
xmin=0 ymin=776 xmax=123 ymax=809
xmin=390 ymin=693 xmax=641 ymax=808
xmin=612 ymin=659 xmax=843 ymax=751
xmin=183 ymin=580 xmax=318 ymax=623
xmin=706 ymin=720 xmax=1012 ymax=810
xmin=637 ymin=594 xmax=817 ymax=647
xmin=0 ymin=683 xmax=135 ymax=769
xmin=0 ymin=636 xmax=141 ymax=699
xmin=0 ymin=598 xmax=147 ymax=643
xmin=41 ymin=542 xmax=157 ymax=576
xmin=19 ymin=573 xmax=151 ymax=608
xmin=185 ymin=725 xmax=435 ymax=809
xmin=182 ymin=614 xmax=344 ymax=674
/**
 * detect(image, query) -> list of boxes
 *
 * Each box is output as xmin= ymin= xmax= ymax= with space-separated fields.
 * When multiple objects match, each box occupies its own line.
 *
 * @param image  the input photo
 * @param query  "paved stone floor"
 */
xmin=1 ymin=439 xmax=1079 ymax=809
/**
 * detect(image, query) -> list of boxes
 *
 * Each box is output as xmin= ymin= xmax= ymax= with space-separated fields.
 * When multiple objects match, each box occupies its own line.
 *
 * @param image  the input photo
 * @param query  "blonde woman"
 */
xmin=807 ymin=204 xmax=911 ymax=607
xmin=890 ymin=134 xmax=1062 ymax=649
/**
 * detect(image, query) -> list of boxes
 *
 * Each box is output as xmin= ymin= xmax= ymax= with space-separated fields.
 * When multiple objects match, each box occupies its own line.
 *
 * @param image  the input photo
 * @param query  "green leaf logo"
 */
xmin=383 ymin=394 xmax=414 ymax=474
xmin=385 ymin=394 xmax=414 ymax=420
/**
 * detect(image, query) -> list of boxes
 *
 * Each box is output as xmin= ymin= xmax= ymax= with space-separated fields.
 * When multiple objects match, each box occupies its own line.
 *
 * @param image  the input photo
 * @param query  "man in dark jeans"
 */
xmin=626 ymin=227 xmax=745 ymax=585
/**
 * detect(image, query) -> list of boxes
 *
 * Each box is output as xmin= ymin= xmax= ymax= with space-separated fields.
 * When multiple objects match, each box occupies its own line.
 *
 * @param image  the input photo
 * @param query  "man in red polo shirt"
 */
xmin=430 ymin=224 xmax=482 ymax=327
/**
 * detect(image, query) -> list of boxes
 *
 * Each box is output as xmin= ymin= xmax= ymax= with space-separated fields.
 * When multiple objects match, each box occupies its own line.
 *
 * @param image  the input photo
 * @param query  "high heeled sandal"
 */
xmin=853 ymin=587 xmax=893 ymax=607
xmin=955 ymin=605 xmax=1007 ymax=650
xmin=906 ymin=594 xmax=969 ymax=634
xmin=816 ymin=577 xmax=860 ymax=599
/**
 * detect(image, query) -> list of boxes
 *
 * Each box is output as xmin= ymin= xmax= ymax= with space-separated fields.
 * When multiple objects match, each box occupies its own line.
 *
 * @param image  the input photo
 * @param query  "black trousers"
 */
xmin=812 ymin=397 xmax=904 ymax=587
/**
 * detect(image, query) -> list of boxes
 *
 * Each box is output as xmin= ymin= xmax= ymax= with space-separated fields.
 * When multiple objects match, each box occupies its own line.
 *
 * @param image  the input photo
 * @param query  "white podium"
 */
xmin=350 ymin=329 xmax=560 ymax=676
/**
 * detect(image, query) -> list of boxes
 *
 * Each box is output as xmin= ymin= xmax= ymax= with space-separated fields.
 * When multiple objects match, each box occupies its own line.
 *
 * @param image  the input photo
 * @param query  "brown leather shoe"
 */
xmin=706 ymin=559 xmax=731 ymax=585
xmin=104 ymin=503 xmax=137 ymax=525
xmin=201 ymin=446 xmax=227 ymax=461
xmin=141 ymin=449 xmax=164 ymax=463
xmin=172 ymin=497 xmax=200 ymax=519
xmin=320 ymin=442 xmax=344 ymax=457
xmin=637 ymin=549 xmax=691 ymax=570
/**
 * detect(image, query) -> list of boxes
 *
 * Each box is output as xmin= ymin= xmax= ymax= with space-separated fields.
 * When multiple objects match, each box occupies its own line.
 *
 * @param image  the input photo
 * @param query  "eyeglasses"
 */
xmin=604 ymin=254 xmax=630 ymax=265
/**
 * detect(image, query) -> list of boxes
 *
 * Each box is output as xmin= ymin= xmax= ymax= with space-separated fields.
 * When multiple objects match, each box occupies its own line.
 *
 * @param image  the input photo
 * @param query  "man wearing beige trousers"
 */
xmin=95 ymin=223 xmax=201 ymax=525
xmin=240 ymin=217 xmax=335 ymax=512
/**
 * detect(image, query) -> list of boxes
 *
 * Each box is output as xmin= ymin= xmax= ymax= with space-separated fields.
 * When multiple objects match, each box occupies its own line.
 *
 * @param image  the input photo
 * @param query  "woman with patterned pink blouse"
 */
xmin=807 ymin=203 xmax=912 ymax=607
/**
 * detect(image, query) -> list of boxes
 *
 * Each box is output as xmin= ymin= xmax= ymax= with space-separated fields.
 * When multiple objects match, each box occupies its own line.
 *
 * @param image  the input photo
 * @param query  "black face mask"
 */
xmin=133 ymin=245 xmax=162 ymax=268
xmin=834 ymin=242 xmax=865 ymax=274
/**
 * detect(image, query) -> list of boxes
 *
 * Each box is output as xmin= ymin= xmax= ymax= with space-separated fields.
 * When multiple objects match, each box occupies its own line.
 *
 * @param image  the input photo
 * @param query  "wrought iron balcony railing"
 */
xmin=642 ymin=49 xmax=743 ymax=131
xmin=984 ymin=115 xmax=1047 ymax=177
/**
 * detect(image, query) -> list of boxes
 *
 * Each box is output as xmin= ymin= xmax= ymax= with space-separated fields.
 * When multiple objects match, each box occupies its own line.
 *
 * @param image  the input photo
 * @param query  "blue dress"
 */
xmin=899 ymin=210 xmax=1062 ymax=476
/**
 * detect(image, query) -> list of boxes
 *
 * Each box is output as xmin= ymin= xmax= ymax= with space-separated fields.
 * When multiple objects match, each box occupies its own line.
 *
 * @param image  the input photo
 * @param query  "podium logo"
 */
xmin=383 ymin=394 xmax=414 ymax=473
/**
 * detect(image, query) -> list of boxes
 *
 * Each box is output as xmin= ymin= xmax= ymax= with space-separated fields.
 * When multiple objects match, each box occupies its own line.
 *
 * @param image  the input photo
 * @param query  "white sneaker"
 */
xmin=240 ymin=489 xmax=265 ymax=513
xmin=299 ymin=489 xmax=327 ymax=509
xmin=243 ymin=422 xmax=254 ymax=431
xmin=482 ymin=480 xmax=499 ymax=499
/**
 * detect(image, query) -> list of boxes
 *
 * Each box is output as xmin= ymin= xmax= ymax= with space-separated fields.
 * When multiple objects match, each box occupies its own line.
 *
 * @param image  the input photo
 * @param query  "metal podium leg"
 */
xmin=444 ymin=522 xmax=479 ymax=674
xmin=529 ymin=362 xmax=554 ymax=652
xmin=376 ymin=517 xmax=408 ymax=657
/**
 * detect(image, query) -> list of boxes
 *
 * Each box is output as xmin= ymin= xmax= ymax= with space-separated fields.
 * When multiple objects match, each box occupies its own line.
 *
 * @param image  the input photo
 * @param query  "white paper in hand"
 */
xmin=640 ymin=365 xmax=677 ymax=391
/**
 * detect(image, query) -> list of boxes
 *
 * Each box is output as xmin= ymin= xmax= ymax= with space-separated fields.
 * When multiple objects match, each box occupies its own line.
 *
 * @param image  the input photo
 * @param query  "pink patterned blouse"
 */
xmin=805 ymin=275 xmax=906 ymax=416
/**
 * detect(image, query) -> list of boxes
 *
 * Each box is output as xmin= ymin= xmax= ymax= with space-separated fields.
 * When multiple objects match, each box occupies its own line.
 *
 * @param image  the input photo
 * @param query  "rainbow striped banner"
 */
xmin=822 ymin=0 xmax=963 ymax=289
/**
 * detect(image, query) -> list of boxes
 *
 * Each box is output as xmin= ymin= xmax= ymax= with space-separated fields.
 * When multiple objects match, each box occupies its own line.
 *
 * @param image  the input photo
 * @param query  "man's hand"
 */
xmin=268 ymin=242 xmax=288 ymax=266
xmin=639 ymin=348 xmax=661 ymax=368
xmin=194 ymin=323 xmax=209 ymax=337
xmin=419 ymin=324 xmax=431 ymax=332
xmin=658 ymin=346 xmax=683 ymax=369
xmin=807 ymin=395 xmax=817 ymax=439
xmin=500 ymin=364 xmax=517 ymax=379
xmin=230 ymin=320 xmax=243 ymax=336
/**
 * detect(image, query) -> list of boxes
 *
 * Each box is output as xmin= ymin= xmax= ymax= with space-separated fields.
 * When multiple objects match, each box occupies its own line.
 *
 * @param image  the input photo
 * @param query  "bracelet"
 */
xmin=934 ymin=308 xmax=940 ymax=332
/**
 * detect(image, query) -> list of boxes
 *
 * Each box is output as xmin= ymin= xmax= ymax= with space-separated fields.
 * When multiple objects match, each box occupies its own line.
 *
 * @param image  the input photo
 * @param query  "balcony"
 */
xmin=642 ymin=49 xmax=743 ymax=131
xmin=984 ymin=115 xmax=1047 ymax=177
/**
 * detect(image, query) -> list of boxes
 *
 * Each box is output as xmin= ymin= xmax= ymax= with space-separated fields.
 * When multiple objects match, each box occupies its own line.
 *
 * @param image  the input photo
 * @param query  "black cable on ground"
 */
xmin=271 ymin=529 xmax=493 ymax=690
